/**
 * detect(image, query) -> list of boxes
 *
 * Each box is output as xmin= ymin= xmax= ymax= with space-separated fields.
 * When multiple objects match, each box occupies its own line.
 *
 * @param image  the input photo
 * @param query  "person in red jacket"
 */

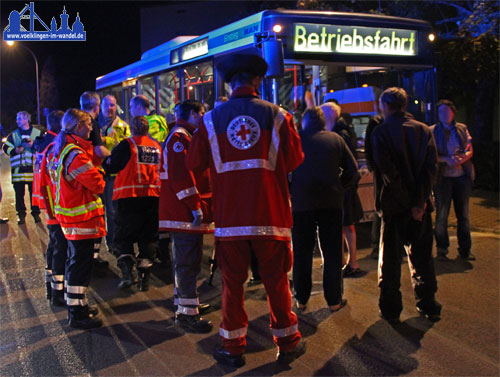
xmin=159 ymin=100 xmax=214 ymax=333
xmin=51 ymin=108 xmax=106 ymax=329
xmin=186 ymin=54 xmax=305 ymax=367
xmin=33 ymin=110 xmax=69 ymax=306
xmin=102 ymin=116 xmax=161 ymax=291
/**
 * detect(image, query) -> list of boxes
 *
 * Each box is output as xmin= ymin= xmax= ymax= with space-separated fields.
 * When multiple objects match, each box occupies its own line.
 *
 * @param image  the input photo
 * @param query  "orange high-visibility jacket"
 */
xmin=52 ymin=134 xmax=106 ymax=240
xmin=112 ymin=135 xmax=161 ymax=200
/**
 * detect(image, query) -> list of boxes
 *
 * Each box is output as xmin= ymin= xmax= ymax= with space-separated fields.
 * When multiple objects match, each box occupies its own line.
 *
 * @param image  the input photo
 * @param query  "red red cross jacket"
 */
xmin=52 ymin=134 xmax=106 ymax=240
xmin=159 ymin=119 xmax=214 ymax=234
xmin=186 ymin=87 xmax=304 ymax=241
xmin=39 ymin=143 xmax=59 ymax=225
xmin=112 ymin=136 xmax=161 ymax=200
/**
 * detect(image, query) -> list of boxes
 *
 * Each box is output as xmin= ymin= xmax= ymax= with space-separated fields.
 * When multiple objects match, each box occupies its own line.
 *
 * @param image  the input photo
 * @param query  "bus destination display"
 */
xmin=294 ymin=23 xmax=417 ymax=56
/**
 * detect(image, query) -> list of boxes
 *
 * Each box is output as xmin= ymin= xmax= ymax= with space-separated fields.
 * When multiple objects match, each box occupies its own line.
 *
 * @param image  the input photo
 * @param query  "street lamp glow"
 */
xmin=428 ymin=33 xmax=435 ymax=42
xmin=6 ymin=41 xmax=15 ymax=46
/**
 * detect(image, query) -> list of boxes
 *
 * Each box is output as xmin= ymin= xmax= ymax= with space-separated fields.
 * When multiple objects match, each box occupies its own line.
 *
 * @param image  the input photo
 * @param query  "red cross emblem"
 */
xmin=236 ymin=124 xmax=252 ymax=141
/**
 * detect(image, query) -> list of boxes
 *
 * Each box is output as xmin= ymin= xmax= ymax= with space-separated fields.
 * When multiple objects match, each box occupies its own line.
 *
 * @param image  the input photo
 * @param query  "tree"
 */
xmin=39 ymin=56 xmax=60 ymax=119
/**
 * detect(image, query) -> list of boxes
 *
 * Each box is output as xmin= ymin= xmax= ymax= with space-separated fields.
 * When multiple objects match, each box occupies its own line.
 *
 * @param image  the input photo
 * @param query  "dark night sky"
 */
xmin=1 ymin=1 xmax=148 ymax=129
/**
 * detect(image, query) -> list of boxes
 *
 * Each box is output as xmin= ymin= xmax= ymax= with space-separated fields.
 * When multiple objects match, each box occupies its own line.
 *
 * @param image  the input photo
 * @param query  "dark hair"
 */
xmin=436 ymin=99 xmax=457 ymax=114
xmin=47 ymin=110 xmax=64 ymax=133
xmin=53 ymin=108 xmax=90 ymax=156
xmin=178 ymin=100 xmax=204 ymax=121
xmin=130 ymin=94 xmax=150 ymax=110
xmin=230 ymin=72 xmax=257 ymax=88
xmin=325 ymin=98 xmax=339 ymax=105
xmin=79 ymin=91 xmax=100 ymax=111
xmin=302 ymin=107 xmax=325 ymax=131
xmin=379 ymin=87 xmax=407 ymax=112
xmin=131 ymin=116 xmax=150 ymax=136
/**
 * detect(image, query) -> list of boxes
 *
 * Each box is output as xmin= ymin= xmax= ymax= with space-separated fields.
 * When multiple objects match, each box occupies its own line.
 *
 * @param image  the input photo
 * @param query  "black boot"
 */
xmin=51 ymin=290 xmax=66 ymax=307
xmin=137 ymin=268 xmax=150 ymax=291
xmin=175 ymin=313 xmax=213 ymax=333
xmin=117 ymin=258 xmax=134 ymax=290
xmin=68 ymin=306 xmax=102 ymax=329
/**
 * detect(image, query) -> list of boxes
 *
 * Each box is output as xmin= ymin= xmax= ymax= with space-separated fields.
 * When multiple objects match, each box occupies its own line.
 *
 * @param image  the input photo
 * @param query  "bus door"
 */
xmin=182 ymin=61 xmax=214 ymax=109
xmin=122 ymin=81 xmax=137 ymax=125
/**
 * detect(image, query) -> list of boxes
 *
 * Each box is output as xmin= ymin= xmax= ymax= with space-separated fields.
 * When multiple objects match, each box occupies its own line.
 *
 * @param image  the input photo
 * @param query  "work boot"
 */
xmin=213 ymin=346 xmax=246 ymax=368
xmin=117 ymin=258 xmax=134 ymax=289
xmin=68 ymin=306 xmax=102 ymax=329
xmin=137 ymin=268 xmax=150 ymax=292
xmin=175 ymin=313 xmax=213 ymax=333
xmin=17 ymin=215 xmax=26 ymax=225
xmin=33 ymin=214 xmax=41 ymax=223
xmin=50 ymin=290 xmax=66 ymax=307
xmin=84 ymin=305 xmax=99 ymax=317
xmin=276 ymin=339 xmax=307 ymax=364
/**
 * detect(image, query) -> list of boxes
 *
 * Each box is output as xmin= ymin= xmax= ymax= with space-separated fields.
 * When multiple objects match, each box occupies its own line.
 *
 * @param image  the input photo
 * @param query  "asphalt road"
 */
xmin=0 ymin=154 xmax=498 ymax=376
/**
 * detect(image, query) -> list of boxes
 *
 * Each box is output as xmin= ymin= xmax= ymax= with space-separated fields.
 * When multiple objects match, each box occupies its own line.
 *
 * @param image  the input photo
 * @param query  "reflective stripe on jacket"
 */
xmin=159 ymin=120 xmax=214 ymax=234
xmin=112 ymin=135 xmax=161 ymax=200
xmin=52 ymin=135 xmax=106 ymax=240
xmin=185 ymin=88 xmax=303 ymax=241
xmin=4 ymin=127 xmax=41 ymax=182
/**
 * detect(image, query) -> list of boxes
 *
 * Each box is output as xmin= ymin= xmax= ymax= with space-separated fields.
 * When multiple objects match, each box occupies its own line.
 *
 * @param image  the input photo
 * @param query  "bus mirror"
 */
xmin=262 ymin=39 xmax=284 ymax=79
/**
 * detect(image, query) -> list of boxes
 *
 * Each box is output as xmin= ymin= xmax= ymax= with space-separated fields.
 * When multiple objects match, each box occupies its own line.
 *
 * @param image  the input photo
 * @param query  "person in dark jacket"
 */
xmin=431 ymin=100 xmax=475 ymax=261
xmin=371 ymin=87 xmax=441 ymax=323
xmin=33 ymin=110 xmax=68 ymax=306
xmin=102 ymin=116 xmax=161 ymax=291
xmin=364 ymin=114 xmax=384 ymax=259
xmin=321 ymin=102 xmax=363 ymax=277
xmin=290 ymin=107 xmax=358 ymax=312
xmin=2 ymin=111 xmax=42 ymax=224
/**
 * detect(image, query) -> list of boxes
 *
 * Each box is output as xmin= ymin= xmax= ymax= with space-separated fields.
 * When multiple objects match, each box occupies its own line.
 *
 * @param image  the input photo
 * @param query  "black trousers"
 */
xmin=46 ymin=224 xmax=68 ymax=291
xmin=292 ymin=208 xmax=344 ymax=306
xmin=13 ymin=181 xmax=40 ymax=217
xmin=378 ymin=210 xmax=438 ymax=318
xmin=66 ymin=238 xmax=100 ymax=307
xmin=114 ymin=196 xmax=159 ymax=264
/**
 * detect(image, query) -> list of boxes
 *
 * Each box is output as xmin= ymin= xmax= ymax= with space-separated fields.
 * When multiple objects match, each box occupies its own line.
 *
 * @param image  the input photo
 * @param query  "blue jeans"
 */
xmin=433 ymin=175 xmax=472 ymax=257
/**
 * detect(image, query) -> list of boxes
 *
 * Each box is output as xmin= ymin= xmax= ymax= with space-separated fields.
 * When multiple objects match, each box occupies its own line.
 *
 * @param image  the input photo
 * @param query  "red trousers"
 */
xmin=215 ymin=239 xmax=301 ymax=355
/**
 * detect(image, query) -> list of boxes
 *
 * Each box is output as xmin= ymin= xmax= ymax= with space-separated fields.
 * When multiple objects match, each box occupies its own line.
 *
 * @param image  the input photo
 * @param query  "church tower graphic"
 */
xmin=4 ymin=2 xmax=86 ymax=41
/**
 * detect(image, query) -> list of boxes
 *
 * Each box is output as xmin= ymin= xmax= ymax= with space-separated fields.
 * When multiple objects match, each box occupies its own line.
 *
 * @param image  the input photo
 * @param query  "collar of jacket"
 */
xmin=230 ymin=86 xmax=259 ymax=99
xmin=17 ymin=125 xmax=33 ymax=134
xmin=439 ymin=120 xmax=457 ymax=131
xmin=385 ymin=111 xmax=413 ymax=123
xmin=97 ymin=113 xmax=116 ymax=128
xmin=66 ymin=133 xmax=93 ymax=152
xmin=175 ymin=118 xmax=197 ymax=134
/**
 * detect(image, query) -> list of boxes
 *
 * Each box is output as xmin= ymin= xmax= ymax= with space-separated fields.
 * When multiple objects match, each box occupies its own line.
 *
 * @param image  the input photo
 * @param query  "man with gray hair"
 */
xmin=79 ymin=91 xmax=110 ymax=160
xmin=2 ymin=110 xmax=42 ymax=224
xmin=371 ymin=87 xmax=441 ymax=323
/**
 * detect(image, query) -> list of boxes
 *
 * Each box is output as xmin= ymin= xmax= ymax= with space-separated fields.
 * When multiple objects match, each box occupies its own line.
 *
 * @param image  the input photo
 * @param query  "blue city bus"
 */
xmin=96 ymin=9 xmax=437 ymax=221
